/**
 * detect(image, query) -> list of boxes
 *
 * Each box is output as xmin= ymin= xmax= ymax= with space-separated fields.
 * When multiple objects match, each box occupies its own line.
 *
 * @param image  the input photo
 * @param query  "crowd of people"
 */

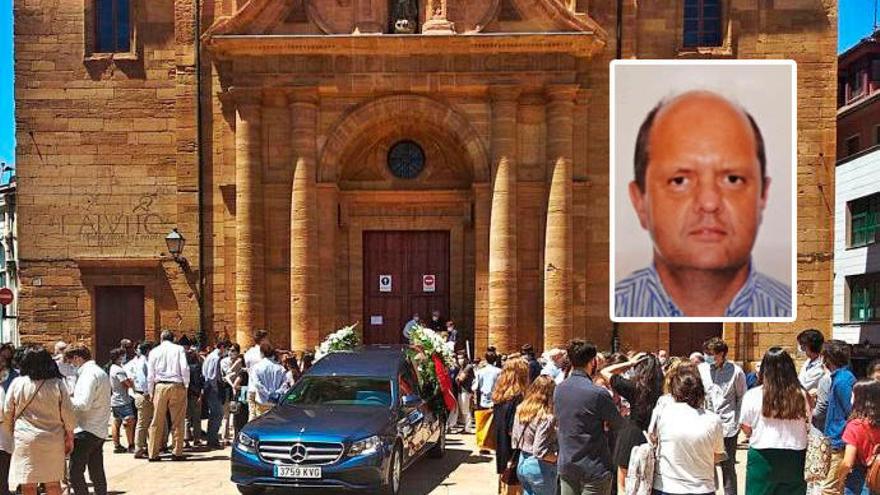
xmin=0 ymin=323 xmax=876 ymax=495
xmin=0 ymin=327 xmax=315 ymax=495
xmin=451 ymin=330 xmax=880 ymax=495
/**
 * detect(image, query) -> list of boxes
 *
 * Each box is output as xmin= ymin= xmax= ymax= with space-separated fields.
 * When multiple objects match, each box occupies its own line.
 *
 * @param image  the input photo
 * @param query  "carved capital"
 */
xmin=489 ymin=85 xmax=522 ymax=103
xmin=287 ymin=87 xmax=319 ymax=107
xmin=545 ymin=84 xmax=580 ymax=103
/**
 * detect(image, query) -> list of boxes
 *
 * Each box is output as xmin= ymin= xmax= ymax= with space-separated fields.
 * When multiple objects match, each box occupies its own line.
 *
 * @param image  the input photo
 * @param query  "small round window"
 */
xmin=387 ymin=140 xmax=425 ymax=179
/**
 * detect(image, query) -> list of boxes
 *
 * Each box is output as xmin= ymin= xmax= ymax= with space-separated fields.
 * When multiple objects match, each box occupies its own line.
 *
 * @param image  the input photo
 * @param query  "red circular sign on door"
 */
xmin=423 ymin=274 xmax=436 ymax=293
xmin=0 ymin=288 xmax=14 ymax=306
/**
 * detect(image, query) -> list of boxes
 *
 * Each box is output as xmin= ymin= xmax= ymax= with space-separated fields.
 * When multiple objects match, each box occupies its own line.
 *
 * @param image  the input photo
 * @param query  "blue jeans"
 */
xmin=848 ymin=464 xmax=867 ymax=495
xmin=203 ymin=383 xmax=224 ymax=445
xmin=517 ymin=453 xmax=557 ymax=495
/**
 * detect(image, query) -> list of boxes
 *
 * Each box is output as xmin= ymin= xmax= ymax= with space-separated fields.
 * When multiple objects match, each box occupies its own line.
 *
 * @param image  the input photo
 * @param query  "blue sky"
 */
xmin=0 ymin=2 xmax=875 ymax=168
xmin=840 ymin=0 xmax=877 ymax=53
xmin=0 ymin=0 xmax=12 ymax=168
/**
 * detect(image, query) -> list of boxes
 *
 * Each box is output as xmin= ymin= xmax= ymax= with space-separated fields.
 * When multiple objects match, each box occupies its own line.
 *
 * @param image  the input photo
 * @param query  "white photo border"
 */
xmin=608 ymin=59 xmax=798 ymax=323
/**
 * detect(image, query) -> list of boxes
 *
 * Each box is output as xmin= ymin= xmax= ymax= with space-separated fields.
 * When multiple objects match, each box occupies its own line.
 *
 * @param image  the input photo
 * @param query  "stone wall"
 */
xmin=14 ymin=0 xmax=201 ymax=347
xmin=15 ymin=0 xmax=836 ymax=361
xmin=608 ymin=0 xmax=838 ymax=363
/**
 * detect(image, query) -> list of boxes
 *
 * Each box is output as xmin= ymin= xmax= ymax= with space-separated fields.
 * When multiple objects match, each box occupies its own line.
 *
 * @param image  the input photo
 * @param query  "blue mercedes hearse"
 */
xmin=231 ymin=346 xmax=445 ymax=495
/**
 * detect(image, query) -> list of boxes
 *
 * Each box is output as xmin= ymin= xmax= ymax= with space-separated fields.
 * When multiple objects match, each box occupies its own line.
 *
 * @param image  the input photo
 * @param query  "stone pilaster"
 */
xmin=233 ymin=89 xmax=265 ymax=348
xmin=488 ymin=86 xmax=520 ymax=353
xmin=290 ymin=89 xmax=320 ymax=352
xmin=543 ymin=85 xmax=578 ymax=350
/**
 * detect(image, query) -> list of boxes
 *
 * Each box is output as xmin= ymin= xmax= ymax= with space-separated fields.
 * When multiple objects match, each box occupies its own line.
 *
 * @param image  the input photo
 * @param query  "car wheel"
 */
xmin=428 ymin=424 xmax=445 ymax=458
xmin=378 ymin=444 xmax=403 ymax=495
xmin=236 ymin=485 xmax=265 ymax=495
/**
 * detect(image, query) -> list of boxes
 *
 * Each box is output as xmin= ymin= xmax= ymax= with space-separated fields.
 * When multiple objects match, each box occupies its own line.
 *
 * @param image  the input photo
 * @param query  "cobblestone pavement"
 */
xmin=99 ymin=432 xmax=750 ymax=494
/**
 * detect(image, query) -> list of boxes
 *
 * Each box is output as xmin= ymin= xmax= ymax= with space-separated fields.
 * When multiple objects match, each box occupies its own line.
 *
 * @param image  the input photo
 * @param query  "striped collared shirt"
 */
xmin=615 ymin=263 xmax=791 ymax=318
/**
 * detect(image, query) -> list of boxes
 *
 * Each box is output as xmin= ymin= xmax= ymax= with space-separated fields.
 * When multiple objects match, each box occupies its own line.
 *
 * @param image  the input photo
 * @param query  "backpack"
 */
xmin=866 ymin=444 xmax=880 ymax=493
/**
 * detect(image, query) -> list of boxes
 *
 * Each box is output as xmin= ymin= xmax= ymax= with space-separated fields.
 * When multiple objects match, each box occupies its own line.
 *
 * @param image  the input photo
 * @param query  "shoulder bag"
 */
xmin=12 ymin=378 xmax=46 ymax=425
xmin=500 ymin=417 xmax=528 ymax=486
xmin=805 ymin=389 xmax=833 ymax=483
xmin=865 ymin=443 xmax=880 ymax=493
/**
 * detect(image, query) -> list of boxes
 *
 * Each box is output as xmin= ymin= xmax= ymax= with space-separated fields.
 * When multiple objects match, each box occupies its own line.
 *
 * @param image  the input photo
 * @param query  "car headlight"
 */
xmin=236 ymin=432 xmax=257 ymax=454
xmin=349 ymin=435 xmax=381 ymax=456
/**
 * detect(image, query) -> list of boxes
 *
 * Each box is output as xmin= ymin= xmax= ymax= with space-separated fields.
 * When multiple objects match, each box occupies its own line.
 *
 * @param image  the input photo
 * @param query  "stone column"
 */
xmin=488 ymin=86 xmax=520 ymax=353
xmin=234 ymin=90 xmax=265 ymax=348
xmin=473 ymin=183 xmax=491 ymax=357
xmin=289 ymin=89 xmax=320 ymax=352
xmin=543 ymin=85 xmax=577 ymax=350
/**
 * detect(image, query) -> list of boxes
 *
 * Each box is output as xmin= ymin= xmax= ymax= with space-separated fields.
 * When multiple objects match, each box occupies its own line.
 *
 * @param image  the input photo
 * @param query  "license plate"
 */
xmin=274 ymin=465 xmax=322 ymax=479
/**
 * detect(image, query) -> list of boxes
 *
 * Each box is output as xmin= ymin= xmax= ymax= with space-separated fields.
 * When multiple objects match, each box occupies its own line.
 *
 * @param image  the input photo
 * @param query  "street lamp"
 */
xmin=165 ymin=228 xmax=189 ymax=269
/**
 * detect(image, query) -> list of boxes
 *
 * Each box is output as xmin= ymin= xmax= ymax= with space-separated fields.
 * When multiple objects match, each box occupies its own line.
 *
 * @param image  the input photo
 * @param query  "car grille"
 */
xmin=257 ymin=440 xmax=345 ymax=466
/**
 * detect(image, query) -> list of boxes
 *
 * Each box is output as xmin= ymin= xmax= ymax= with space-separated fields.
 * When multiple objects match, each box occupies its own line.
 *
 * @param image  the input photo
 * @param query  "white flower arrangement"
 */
xmin=408 ymin=324 xmax=455 ymax=368
xmin=314 ymin=322 xmax=360 ymax=361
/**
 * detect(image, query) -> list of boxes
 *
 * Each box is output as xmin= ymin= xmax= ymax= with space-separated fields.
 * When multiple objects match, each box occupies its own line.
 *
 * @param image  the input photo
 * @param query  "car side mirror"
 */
xmin=402 ymin=394 xmax=422 ymax=408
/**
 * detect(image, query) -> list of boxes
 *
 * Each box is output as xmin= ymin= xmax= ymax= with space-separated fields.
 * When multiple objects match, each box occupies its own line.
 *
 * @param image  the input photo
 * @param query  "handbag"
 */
xmin=625 ymin=404 xmax=663 ymax=495
xmin=805 ymin=391 xmax=835 ymax=482
xmin=501 ymin=417 xmax=529 ymax=486
xmin=866 ymin=443 xmax=880 ymax=493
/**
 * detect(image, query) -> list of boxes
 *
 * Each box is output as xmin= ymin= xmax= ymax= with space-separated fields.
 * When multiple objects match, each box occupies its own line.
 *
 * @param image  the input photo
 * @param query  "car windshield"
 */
xmin=283 ymin=376 xmax=393 ymax=407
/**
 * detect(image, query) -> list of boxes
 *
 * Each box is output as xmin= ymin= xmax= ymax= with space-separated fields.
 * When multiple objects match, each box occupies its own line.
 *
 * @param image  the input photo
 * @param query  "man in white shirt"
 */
xmin=201 ymin=340 xmax=227 ymax=448
xmin=697 ymin=338 xmax=746 ymax=495
xmin=796 ymin=328 xmax=826 ymax=394
xmin=63 ymin=344 xmax=111 ymax=495
xmin=472 ymin=349 xmax=502 ymax=409
xmin=244 ymin=329 xmax=269 ymax=421
xmin=124 ymin=341 xmax=153 ymax=458
xmin=146 ymin=330 xmax=190 ymax=461
xmin=250 ymin=343 xmax=287 ymax=418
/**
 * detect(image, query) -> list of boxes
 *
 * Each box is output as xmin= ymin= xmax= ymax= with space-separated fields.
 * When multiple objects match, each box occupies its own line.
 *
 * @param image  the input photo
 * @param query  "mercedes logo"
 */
xmin=289 ymin=443 xmax=308 ymax=463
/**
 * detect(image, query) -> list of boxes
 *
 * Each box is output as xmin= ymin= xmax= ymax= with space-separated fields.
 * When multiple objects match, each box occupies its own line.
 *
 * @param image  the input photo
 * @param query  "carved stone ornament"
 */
xmin=391 ymin=0 xmax=419 ymax=33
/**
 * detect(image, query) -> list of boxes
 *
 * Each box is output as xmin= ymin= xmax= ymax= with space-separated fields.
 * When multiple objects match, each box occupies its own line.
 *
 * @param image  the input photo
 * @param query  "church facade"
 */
xmin=14 ymin=0 xmax=837 ymax=363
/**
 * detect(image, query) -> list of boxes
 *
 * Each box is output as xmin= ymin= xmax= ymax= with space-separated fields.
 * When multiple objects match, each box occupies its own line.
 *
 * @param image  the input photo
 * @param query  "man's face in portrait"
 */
xmin=629 ymin=92 xmax=769 ymax=273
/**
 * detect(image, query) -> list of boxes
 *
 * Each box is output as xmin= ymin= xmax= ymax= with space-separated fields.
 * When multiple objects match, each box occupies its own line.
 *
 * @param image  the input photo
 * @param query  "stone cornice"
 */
xmin=203 ymin=0 xmax=608 ymax=40
xmin=204 ymin=32 xmax=605 ymax=59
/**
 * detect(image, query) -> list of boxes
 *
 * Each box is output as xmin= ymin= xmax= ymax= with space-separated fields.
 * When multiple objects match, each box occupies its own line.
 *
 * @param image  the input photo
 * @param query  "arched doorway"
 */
xmin=320 ymin=94 xmax=489 ymax=345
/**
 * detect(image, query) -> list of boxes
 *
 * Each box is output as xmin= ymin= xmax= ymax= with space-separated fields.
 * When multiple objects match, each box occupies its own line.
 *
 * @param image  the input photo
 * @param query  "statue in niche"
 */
xmin=390 ymin=0 xmax=419 ymax=34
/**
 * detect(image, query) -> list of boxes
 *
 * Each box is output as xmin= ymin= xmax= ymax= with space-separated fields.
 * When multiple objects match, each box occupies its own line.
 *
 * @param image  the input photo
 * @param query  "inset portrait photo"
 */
xmin=610 ymin=60 xmax=796 ymax=322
